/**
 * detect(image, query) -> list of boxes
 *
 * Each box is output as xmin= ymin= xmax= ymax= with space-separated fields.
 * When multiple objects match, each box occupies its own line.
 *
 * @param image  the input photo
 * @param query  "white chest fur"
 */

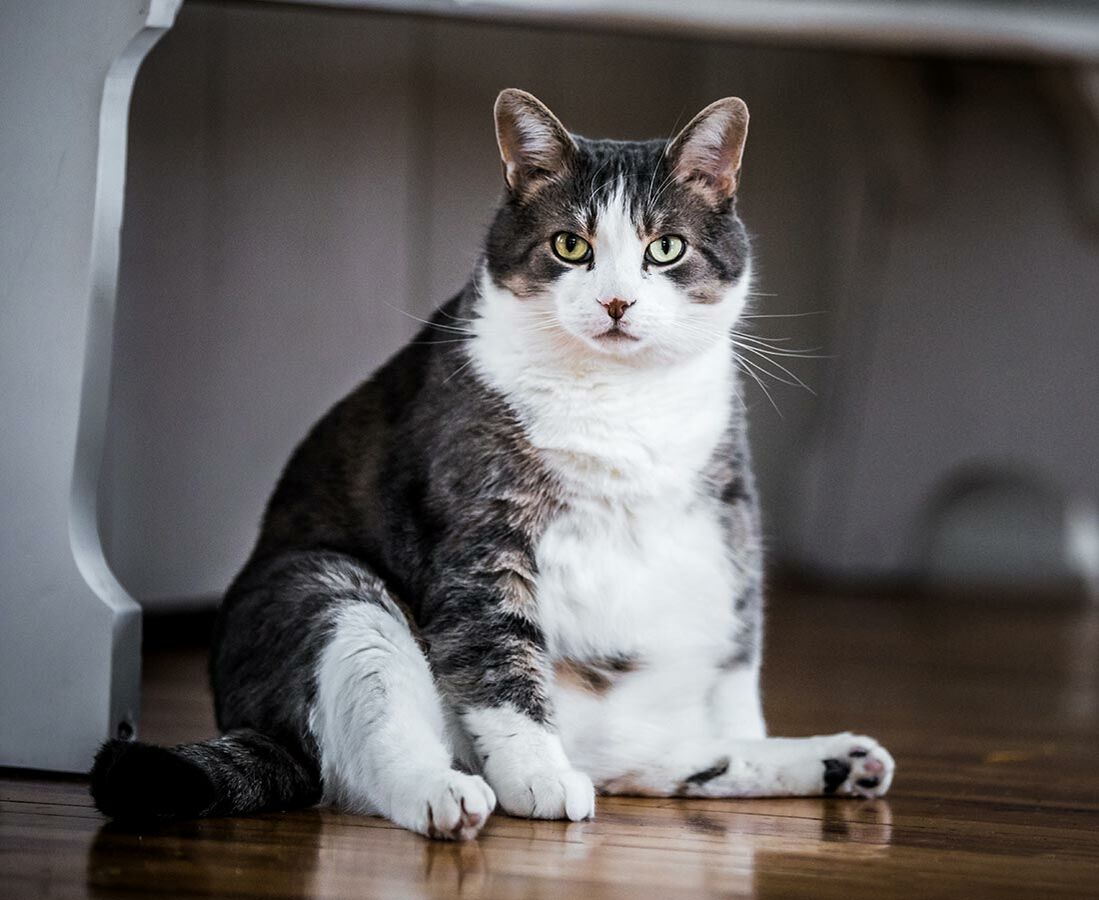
xmin=535 ymin=493 xmax=739 ymax=664
xmin=469 ymin=288 xmax=744 ymax=664
xmin=469 ymin=280 xmax=762 ymax=777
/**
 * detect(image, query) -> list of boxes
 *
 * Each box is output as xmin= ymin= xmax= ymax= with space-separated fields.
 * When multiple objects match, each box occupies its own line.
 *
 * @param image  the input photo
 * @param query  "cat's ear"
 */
xmin=494 ymin=89 xmax=577 ymax=196
xmin=666 ymin=97 xmax=749 ymax=203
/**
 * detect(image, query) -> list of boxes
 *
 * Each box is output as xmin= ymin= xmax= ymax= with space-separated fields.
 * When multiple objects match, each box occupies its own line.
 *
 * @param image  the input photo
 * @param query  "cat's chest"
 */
xmin=534 ymin=494 xmax=738 ymax=662
xmin=513 ymin=362 xmax=730 ymax=500
xmin=474 ymin=330 xmax=742 ymax=658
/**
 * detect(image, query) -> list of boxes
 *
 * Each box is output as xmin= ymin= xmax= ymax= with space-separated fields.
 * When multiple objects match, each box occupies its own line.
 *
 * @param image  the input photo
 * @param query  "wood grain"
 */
xmin=4 ymin=588 xmax=1099 ymax=899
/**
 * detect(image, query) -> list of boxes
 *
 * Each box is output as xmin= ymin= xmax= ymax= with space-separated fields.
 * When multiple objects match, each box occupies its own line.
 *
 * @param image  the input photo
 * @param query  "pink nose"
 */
xmin=601 ymin=297 xmax=634 ymax=321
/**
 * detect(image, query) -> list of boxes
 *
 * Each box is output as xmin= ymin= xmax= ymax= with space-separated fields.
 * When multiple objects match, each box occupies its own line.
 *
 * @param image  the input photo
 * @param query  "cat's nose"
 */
xmin=600 ymin=297 xmax=635 ymax=321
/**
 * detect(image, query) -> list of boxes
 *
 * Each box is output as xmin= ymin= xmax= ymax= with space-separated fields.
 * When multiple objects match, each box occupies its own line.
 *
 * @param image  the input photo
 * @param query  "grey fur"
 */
xmin=706 ymin=414 xmax=765 ymax=669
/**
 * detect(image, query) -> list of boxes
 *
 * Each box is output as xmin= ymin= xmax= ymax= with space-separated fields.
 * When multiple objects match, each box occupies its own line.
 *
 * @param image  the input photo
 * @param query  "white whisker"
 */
xmin=383 ymin=302 xmax=474 ymax=336
xmin=442 ymin=353 xmax=477 ymax=384
xmin=733 ymin=342 xmax=816 ymax=394
xmin=741 ymin=310 xmax=826 ymax=318
xmin=731 ymin=331 xmax=828 ymax=359
xmin=735 ymin=357 xmax=783 ymax=417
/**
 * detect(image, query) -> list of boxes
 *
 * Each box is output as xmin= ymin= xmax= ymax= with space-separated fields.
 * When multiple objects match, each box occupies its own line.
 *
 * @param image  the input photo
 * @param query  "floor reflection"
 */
xmin=86 ymin=795 xmax=894 ymax=899
xmin=88 ymin=811 xmax=329 ymax=898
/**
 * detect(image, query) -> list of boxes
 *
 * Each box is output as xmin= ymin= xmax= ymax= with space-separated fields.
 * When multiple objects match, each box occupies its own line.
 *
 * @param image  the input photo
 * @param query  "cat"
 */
xmin=90 ymin=89 xmax=894 ymax=840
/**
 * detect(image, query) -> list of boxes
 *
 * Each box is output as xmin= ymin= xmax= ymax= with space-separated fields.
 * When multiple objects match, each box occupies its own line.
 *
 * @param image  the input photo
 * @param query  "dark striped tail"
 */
xmin=89 ymin=729 xmax=321 ymax=820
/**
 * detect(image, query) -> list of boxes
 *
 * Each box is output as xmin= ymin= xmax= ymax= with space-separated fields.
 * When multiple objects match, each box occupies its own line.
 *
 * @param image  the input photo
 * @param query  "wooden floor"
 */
xmin=4 ymin=587 xmax=1099 ymax=899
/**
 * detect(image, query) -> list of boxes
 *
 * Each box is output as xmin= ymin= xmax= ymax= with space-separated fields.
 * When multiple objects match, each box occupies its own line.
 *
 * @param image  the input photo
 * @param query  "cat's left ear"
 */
xmin=494 ymin=89 xmax=577 ymax=196
xmin=666 ymin=97 xmax=750 ymax=203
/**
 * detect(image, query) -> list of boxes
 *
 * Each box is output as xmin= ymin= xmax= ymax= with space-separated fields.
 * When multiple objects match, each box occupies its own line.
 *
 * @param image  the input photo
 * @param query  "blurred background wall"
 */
xmin=101 ymin=0 xmax=1099 ymax=609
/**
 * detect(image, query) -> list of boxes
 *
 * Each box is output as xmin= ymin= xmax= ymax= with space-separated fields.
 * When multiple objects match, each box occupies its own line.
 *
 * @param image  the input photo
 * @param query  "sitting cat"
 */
xmin=91 ymin=89 xmax=894 ymax=840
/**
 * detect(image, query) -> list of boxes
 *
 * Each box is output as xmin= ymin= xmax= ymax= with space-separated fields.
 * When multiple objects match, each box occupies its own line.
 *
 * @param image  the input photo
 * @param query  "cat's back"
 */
xmin=251 ymin=292 xmax=475 ymax=560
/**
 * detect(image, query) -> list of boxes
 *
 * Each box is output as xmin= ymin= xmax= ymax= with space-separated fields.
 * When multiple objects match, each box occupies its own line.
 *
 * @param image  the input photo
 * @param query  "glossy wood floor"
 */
xmin=5 ymin=587 xmax=1099 ymax=899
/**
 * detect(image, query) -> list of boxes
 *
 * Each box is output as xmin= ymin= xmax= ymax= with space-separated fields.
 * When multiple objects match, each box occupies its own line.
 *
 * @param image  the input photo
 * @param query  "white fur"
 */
xmin=600 ymin=733 xmax=895 ymax=799
xmin=311 ymin=600 xmax=495 ymax=839
xmin=462 ymin=706 xmax=594 ymax=820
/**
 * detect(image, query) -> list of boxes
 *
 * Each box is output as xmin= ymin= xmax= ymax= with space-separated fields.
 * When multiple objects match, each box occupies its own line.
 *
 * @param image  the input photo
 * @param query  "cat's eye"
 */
xmin=646 ymin=235 xmax=686 ymax=266
xmin=552 ymin=232 xmax=592 ymax=264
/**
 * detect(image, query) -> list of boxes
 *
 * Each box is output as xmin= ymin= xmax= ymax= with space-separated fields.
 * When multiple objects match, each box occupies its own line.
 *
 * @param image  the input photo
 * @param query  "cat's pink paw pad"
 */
xmin=822 ymin=735 xmax=895 ymax=799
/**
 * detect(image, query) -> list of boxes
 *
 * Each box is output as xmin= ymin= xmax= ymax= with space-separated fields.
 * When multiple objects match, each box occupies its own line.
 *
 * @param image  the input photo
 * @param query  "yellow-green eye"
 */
xmin=646 ymin=235 xmax=686 ymax=265
xmin=552 ymin=232 xmax=592 ymax=264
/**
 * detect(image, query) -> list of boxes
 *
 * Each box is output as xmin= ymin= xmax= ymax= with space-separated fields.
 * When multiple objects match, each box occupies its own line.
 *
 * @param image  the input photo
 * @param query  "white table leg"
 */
xmin=0 ymin=0 xmax=181 ymax=773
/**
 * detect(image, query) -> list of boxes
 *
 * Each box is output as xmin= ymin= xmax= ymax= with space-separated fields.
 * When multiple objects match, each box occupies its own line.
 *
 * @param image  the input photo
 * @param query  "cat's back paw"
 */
xmin=822 ymin=734 xmax=895 ymax=799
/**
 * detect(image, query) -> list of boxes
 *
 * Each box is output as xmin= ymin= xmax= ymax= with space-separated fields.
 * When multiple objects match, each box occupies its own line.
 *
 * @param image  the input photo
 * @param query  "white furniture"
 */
xmin=0 ymin=0 xmax=182 ymax=772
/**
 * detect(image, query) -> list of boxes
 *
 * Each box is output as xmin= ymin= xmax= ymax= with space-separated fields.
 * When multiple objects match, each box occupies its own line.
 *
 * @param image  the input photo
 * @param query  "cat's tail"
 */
xmin=89 ymin=729 xmax=321 ymax=820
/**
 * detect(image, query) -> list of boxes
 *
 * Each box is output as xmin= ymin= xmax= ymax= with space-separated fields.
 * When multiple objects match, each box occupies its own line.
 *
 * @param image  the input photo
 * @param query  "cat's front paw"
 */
xmin=488 ymin=764 xmax=595 ymax=820
xmin=404 ymin=771 xmax=497 ymax=841
xmin=821 ymin=734 xmax=895 ymax=799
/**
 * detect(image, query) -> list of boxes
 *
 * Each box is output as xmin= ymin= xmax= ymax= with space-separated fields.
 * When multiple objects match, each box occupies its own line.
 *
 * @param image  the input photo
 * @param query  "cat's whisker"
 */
xmin=382 ymin=300 xmax=475 ymax=336
xmin=665 ymin=320 xmax=819 ymax=394
xmin=739 ymin=345 xmax=829 ymax=360
xmin=732 ymin=342 xmax=816 ymax=394
xmin=735 ymin=356 xmax=784 ymax=417
xmin=664 ymin=321 xmax=730 ymax=351
xmin=442 ymin=354 xmax=478 ymax=385
xmin=436 ymin=308 xmax=480 ymax=325
xmin=731 ymin=332 xmax=828 ymax=359
xmin=517 ymin=312 xmax=565 ymax=335
xmin=736 ymin=354 xmax=809 ymax=392
xmin=731 ymin=325 xmax=819 ymax=347
xmin=740 ymin=310 xmax=826 ymax=318
xmin=406 ymin=319 xmax=475 ymax=337
xmin=738 ymin=333 xmax=793 ymax=343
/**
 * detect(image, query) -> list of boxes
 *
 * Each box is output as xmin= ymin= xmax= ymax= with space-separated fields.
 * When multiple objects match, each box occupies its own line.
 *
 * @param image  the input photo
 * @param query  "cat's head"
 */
xmin=481 ymin=89 xmax=751 ymax=366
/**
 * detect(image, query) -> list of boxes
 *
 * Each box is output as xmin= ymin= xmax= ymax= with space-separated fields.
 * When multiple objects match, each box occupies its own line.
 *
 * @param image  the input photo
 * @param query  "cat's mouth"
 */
xmin=594 ymin=325 xmax=640 ymax=344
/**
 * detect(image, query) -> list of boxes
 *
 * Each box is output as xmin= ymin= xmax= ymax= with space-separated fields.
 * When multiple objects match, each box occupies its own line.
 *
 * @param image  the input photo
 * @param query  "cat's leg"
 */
xmin=423 ymin=534 xmax=595 ymax=822
xmin=213 ymin=550 xmax=494 ymax=838
xmin=606 ymin=653 xmax=893 ymax=799
xmin=311 ymin=582 xmax=496 ymax=840
xmin=599 ymin=733 xmax=895 ymax=799
xmin=461 ymin=705 xmax=596 ymax=821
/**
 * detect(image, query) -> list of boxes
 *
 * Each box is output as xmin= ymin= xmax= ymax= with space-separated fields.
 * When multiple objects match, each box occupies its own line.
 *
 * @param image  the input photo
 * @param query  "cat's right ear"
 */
xmin=494 ymin=89 xmax=577 ymax=197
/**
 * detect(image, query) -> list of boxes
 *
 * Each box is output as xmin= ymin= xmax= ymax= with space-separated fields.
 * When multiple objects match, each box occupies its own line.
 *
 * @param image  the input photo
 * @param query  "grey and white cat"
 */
xmin=91 ymin=90 xmax=894 ymax=840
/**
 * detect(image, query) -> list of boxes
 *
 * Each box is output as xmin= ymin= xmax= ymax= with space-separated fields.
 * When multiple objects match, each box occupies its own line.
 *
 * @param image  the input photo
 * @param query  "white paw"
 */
xmin=490 ymin=766 xmax=595 ymax=821
xmin=407 ymin=771 xmax=496 ymax=841
xmin=822 ymin=734 xmax=895 ymax=799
